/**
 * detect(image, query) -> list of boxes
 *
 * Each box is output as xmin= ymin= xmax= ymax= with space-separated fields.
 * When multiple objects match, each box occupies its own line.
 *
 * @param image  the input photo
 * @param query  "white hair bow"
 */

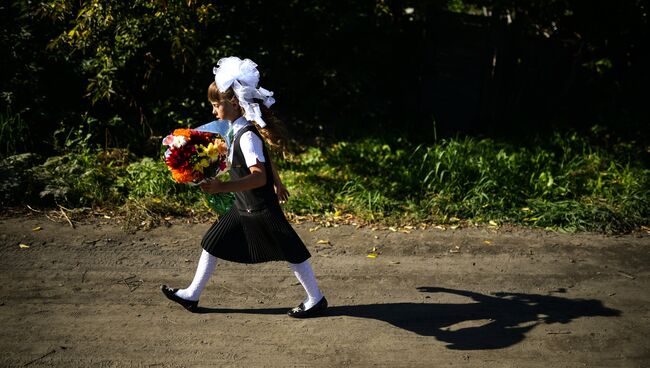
xmin=213 ymin=57 xmax=275 ymax=128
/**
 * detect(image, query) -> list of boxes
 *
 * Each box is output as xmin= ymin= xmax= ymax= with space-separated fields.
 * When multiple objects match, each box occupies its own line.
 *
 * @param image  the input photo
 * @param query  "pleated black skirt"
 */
xmin=201 ymin=204 xmax=311 ymax=264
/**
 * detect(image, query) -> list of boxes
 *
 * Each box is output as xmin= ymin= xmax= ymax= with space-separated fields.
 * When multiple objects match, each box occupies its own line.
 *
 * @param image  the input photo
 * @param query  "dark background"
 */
xmin=1 ymin=0 xmax=648 ymax=156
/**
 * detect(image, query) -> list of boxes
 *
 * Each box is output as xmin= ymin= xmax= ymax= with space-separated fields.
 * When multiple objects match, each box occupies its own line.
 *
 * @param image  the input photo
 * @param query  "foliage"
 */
xmin=0 ymin=153 xmax=42 ymax=205
xmin=0 ymin=108 xmax=31 ymax=158
xmin=1 ymin=1 xmax=648 ymax=233
xmin=31 ymin=148 xmax=125 ymax=206
xmin=117 ymin=156 xmax=210 ymax=212
xmin=2 ymin=0 xmax=647 ymax=157
xmin=42 ymin=0 xmax=216 ymax=104
xmin=277 ymin=133 xmax=649 ymax=233
xmin=22 ymin=145 xmax=220 ymax=215
xmin=4 ymin=130 xmax=647 ymax=233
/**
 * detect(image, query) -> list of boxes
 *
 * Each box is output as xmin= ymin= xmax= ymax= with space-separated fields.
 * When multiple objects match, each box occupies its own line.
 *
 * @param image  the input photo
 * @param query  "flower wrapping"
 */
xmin=162 ymin=128 xmax=229 ymax=184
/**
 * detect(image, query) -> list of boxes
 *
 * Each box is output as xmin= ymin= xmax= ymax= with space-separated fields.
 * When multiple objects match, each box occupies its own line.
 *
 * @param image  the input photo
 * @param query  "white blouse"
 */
xmin=229 ymin=116 xmax=265 ymax=167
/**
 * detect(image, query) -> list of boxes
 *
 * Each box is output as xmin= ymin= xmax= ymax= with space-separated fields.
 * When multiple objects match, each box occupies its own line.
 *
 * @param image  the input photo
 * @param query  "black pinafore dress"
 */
xmin=201 ymin=124 xmax=311 ymax=264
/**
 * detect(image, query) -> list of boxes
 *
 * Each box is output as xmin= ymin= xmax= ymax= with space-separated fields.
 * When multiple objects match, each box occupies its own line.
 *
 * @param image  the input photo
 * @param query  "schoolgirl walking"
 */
xmin=162 ymin=57 xmax=327 ymax=318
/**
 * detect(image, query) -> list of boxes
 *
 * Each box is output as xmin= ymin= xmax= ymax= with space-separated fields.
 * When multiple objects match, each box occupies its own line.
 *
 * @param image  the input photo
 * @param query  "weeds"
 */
xmin=0 ymin=108 xmax=31 ymax=158
xmin=277 ymin=132 xmax=649 ymax=233
xmin=32 ymin=148 xmax=124 ymax=206
xmin=7 ymin=129 xmax=648 ymax=233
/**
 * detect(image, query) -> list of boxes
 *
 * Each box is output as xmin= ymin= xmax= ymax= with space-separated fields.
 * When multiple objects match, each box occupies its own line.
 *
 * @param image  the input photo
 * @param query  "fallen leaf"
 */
xmin=309 ymin=226 xmax=320 ymax=232
xmin=488 ymin=220 xmax=498 ymax=226
xmin=19 ymin=244 xmax=30 ymax=249
xmin=388 ymin=227 xmax=397 ymax=232
xmin=316 ymin=239 xmax=330 ymax=245
xmin=449 ymin=225 xmax=460 ymax=230
xmin=32 ymin=226 xmax=42 ymax=231
xmin=484 ymin=240 xmax=492 ymax=245
xmin=366 ymin=253 xmax=378 ymax=259
xmin=399 ymin=229 xmax=411 ymax=234
xmin=103 ymin=215 xmax=112 ymax=219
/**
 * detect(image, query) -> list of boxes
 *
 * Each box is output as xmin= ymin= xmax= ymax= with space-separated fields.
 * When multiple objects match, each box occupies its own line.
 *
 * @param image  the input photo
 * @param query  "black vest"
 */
xmin=230 ymin=125 xmax=278 ymax=211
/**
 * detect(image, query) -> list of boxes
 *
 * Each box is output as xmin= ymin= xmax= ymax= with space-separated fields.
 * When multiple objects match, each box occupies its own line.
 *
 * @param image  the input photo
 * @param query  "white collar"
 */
xmin=230 ymin=116 xmax=251 ymax=136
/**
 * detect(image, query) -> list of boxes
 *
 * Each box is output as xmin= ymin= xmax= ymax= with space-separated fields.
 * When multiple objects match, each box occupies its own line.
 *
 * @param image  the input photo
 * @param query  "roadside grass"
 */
xmin=8 ymin=131 xmax=648 ymax=234
xmin=277 ymin=133 xmax=649 ymax=233
xmin=17 ymin=149 xmax=211 ymax=225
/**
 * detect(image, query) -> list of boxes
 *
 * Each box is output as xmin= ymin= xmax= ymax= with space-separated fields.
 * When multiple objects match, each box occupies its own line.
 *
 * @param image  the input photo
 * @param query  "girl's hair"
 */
xmin=208 ymin=82 xmax=289 ymax=155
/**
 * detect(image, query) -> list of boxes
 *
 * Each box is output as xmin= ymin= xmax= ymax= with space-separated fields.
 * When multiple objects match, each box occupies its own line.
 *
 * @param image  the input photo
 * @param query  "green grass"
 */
xmin=277 ymin=133 xmax=649 ymax=233
xmin=9 ymin=131 xmax=648 ymax=234
xmin=21 ymin=148 xmax=214 ymax=217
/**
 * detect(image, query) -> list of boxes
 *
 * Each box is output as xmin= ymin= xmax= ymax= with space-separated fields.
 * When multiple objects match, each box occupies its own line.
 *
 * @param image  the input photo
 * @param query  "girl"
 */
xmin=161 ymin=57 xmax=327 ymax=318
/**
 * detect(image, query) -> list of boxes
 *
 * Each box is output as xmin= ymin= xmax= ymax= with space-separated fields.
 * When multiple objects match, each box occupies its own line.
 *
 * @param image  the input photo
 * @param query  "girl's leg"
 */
xmin=175 ymin=249 xmax=218 ymax=301
xmin=289 ymin=260 xmax=324 ymax=310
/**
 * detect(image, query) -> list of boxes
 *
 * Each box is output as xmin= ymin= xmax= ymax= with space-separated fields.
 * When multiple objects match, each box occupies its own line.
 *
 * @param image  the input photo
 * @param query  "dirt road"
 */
xmin=1 ymin=213 xmax=649 ymax=367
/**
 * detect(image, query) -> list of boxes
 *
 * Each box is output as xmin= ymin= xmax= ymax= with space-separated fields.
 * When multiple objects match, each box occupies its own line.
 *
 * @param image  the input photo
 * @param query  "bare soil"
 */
xmin=1 ymin=212 xmax=649 ymax=367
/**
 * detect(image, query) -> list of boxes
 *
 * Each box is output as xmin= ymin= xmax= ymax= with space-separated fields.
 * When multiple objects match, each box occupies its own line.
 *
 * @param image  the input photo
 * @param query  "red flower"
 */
xmin=162 ymin=128 xmax=229 ymax=184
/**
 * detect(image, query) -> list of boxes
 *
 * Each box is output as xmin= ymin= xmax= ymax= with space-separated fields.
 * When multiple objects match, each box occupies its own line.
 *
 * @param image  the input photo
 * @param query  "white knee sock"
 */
xmin=289 ymin=260 xmax=323 ymax=310
xmin=175 ymin=249 xmax=217 ymax=301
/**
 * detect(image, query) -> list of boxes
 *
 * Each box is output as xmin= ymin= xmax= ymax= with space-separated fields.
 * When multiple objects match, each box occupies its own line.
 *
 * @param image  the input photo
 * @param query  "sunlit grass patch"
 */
xmin=276 ymin=132 xmax=649 ymax=233
xmin=10 ymin=130 xmax=648 ymax=234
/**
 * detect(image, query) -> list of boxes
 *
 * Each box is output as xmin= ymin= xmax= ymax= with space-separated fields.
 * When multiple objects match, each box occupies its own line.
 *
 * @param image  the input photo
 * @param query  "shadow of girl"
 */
xmin=328 ymin=287 xmax=620 ymax=350
xmin=194 ymin=286 xmax=620 ymax=350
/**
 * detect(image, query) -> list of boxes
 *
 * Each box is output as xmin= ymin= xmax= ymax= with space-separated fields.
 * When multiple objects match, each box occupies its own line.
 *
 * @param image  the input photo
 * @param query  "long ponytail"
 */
xmin=253 ymin=105 xmax=289 ymax=157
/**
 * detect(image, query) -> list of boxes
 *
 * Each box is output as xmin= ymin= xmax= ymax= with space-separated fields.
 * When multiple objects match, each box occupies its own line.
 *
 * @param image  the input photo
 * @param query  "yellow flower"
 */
xmin=196 ymin=144 xmax=208 ymax=158
xmin=203 ymin=140 xmax=227 ymax=161
xmin=193 ymin=158 xmax=210 ymax=172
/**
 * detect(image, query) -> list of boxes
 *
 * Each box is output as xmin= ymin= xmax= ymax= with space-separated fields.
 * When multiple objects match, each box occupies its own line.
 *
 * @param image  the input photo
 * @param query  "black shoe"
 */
xmin=288 ymin=296 xmax=328 ymax=318
xmin=161 ymin=285 xmax=199 ymax=312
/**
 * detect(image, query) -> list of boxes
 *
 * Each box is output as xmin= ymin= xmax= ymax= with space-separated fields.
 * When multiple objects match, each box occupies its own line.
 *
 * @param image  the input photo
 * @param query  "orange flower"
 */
xmin=215 ymin=139 xmax=228 ymax=156
xmin=171 ymin=169 xmax=198 ymax=183
xmin=172 ymin=129 xmax=192 ymax=139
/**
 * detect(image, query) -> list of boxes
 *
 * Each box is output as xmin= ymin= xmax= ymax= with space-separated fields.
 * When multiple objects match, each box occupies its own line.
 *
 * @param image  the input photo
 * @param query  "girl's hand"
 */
xmin=275 ymin=183 xmax=290 ymax=203
xmin=200 ymin=178 xmax=225 ymax=194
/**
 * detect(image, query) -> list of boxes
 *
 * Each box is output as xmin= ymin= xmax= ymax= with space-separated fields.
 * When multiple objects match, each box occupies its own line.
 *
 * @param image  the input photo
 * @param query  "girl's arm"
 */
xmin=270 ymin=159 xmax=290 ymax=203
xmin=199 ymin=161 xmax=266 ymax=194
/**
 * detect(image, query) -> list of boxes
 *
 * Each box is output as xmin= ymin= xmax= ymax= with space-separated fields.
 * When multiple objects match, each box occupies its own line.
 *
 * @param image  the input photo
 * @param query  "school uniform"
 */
xmin=162 ymin=57 xmax=326 ymax=317
xmin=201 ymin=117 xmax=311 ymax=264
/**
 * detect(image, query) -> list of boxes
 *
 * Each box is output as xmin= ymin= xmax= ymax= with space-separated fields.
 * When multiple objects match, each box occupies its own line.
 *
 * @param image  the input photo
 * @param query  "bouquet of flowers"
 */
xmin=162 ymin=123 xmax=235 ymax=214
xmin=162 ymin=128 xmax=229 ymax=184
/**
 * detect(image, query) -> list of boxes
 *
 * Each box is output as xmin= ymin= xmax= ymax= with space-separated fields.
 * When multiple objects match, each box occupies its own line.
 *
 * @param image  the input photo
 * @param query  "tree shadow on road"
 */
xmin=195 ymin=286 xmax=620 ymax=350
